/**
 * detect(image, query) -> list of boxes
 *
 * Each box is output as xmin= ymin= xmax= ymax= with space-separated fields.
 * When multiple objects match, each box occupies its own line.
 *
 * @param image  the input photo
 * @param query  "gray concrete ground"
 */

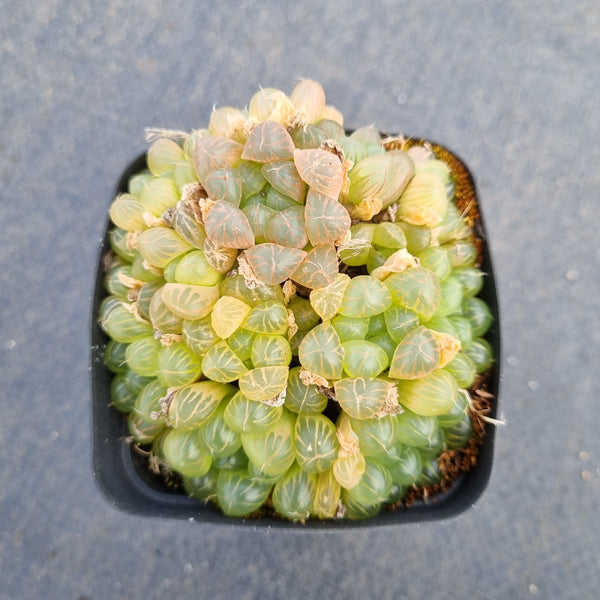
xmin=1 ymin=1 xmax=599 ymax=598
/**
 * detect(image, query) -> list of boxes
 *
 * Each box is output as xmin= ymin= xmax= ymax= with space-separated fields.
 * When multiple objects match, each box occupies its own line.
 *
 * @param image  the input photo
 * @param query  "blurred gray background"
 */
xmin=1 ymin=1 xmax=599 ymax=598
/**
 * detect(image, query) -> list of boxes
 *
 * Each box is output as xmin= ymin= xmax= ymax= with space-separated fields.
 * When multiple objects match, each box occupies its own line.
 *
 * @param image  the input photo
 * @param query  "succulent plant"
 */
xmin=99 ymin=79 xmax=495 ymax=521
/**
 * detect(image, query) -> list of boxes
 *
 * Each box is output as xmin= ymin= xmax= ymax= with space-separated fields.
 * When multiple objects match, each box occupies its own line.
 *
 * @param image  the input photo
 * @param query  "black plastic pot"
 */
xmin=91 ymin=146 xmax=501 ymax=527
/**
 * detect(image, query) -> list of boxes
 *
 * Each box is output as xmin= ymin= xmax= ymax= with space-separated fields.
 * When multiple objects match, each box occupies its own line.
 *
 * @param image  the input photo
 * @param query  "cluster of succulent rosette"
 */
xmin=99 ymin=80 xmax=494 ymax=520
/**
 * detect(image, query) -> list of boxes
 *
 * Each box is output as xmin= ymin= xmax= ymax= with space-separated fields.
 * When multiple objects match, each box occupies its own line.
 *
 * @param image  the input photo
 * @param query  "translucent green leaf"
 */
xmin=243 ymin=300 xmax=289 ymax=335
xmin=396 ymin=369 xmax=458 ymax=416
xmin=443 ymin=352 xmax=476 ymax=388
xmin=384 ymin=267 xmax=441 ymax=321
xmin=347 ymin=151 xmax=413 ymax=209
xmin=211 ymin=296 xmax=252 ymax=339
xmin=452 ymin=266 xmax=485 ymax=298
xmin=193 ymin=135 xmax=244 ymax=185
xmin=174 ymin=250 xmax=224 ymax=286
xmin=294 ymin=414 xmax=339 ymax=473
xmin=199 ymin=401 xmax=242 ymax=458
xmin=139 ymin=177 xmax=180 ymax=217
xmin=462 ymin=337 xmax=494 ymax=374
xmin=442 ymin=410 xmax=474 ymax=449
xmin=338 ymin=222 xmax=375 ymax=267
xmin=284 ymin=366 xmax=328 ymax=415
xmin=264 ymin=205 xmax=307 ymax=248
xmin=125 ymin=335 xmax=160 ymax=377
xmin=204 ymin=200 xmax=255 ymax=249
xmin=261 ymin=160 xmax=306 ymax=203
xmin=157 ymin=342 xmax=203 ymax=387
xmin=389 ymin=326 xmax=441 ymax=380
xmin=395 ymin=409 xmax=444 ymax=450
xmin=441 ymin=239 xmax=478 ymax=268
xmin=162 ymin=427 xmax=213 ymax=478
xmin=204 ymin=167 xmax=243 ymax=206
xmin=339 ymin=275 xmax=392 ymax=318
xmin=304 ymin=189 xmax=351 ymax=246
xmin=290 ymin=123 xmax=328 ymax=149
xmin=109 ymin=227 xmax=137 ymax=262
xmin=109 ymin=193 xmax=147 ymax=231
xmin=240 ymin=203 xmax=276 ymax=244
xmin=227 ymin=328 xmax=256 ymax=362
xmin=241 ymin=409 xmax=296 ymax=478
xmin=383 ymin=305 xmax=419 ymax=343
xmin=272 ymin=464 xmax=318 ymax=521
xmin=98 ymin=296 xmax=154 ymax=343
xmin=201 ymin=340 xmax=248 ymax=383
xmin=110 ymin=375 xmax=137 ymax=413
xmin=330 ymin=314 xmax=369 ymax=343
xmin=291 ymin=244 xmax=339 ymax=290
xmin=182 ymin=467 xmax=219 ymax=501
xmin=147 ymin=138 xmax=185 ymax=176
xmin=293 ymin=148 xmax=344 ymax=198
xmin=103 ymin=340 xmax=129 ymax=375
xmin=182 ymin=315 xmax=219 ymax=357
xmin=341 ymin=340 xmax=389 ymax=378
xmin=219 ymin=274 xmax=285 ymax=308
xmin=161 ymin=282 xmax=220 ymax=320
xmin=397 ymin=170 xmax=448 ymax=227
xmin=223 ymin=390 xmax=283 ymax=434
xmin=171 ymin=202 xmax=206 ymax=249
xmin=372 ymin=222 xmax=407 ymax=249
xmin=244 ymin=244 xmax=306 ymax=285
xmin=347 ymin=414 xmax=397 ymax=458
xmin=341 ymin=490 xmax=382 ymax=520
xmin=251 ymin=334 xmax=292 ymax=367
xmin=312 ymin=469 xmax=341 ymax=519
xmin=461 ymin=296 xmax=493 ymax=337
xmin=133 ymin=379 xmax=167 ymax=422
xmin=332 ymin=450 xmax=366 ymax=490
xmin=202 ymin=237 xmax=238 ymax=274
xmin=137 ymin=228 xmax=193 ymax=269
xmin=287 ymin=296 xmax=320 ymax=331
xmin=431 ymin=276 xmax=462 ymax=319
xmin=298 ymin=322 xmax=344 ymax=380
xmin=216 ymin=469 xmax=273 ymax=517
xmin=241 ymin=121 xmax=295 ymax=162
xmin=309 ymin=273 xmax=350 ymax=321
xmin=168 ymin=381 xmax=236 ymax=430
xmin=238 ymin=366 xmax=289 ymax=403
xmin=343 ymin=458 xmax=392 ymax=506
xmin=128 ymin=412 xmax=165 ymax=445
xmin=334 ymin=377 xmax=391 ymax=420
xmin=239 ymin=160 xmax=268 ymax=200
